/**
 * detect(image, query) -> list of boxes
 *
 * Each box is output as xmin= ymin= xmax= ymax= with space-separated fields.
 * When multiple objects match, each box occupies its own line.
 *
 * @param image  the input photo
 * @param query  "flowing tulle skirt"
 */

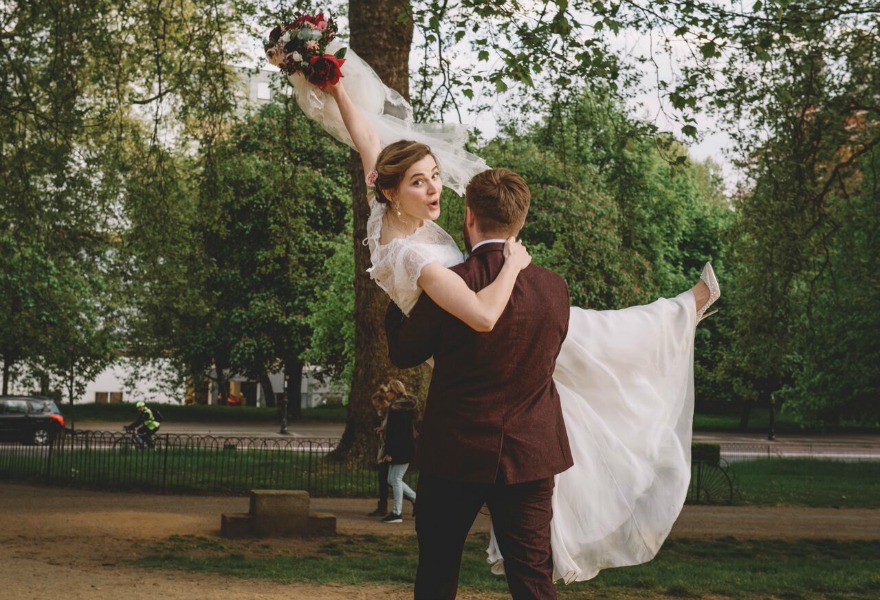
xmin=487 ymin=291 xmax=697 ymax=583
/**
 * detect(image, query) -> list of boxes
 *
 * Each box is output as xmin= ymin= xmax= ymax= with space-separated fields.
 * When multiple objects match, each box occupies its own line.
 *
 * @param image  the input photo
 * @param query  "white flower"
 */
xmin=280 ymin=31 xmax=292 ymax=44
xmin=292 ymin=51 xmax=302 ymax=62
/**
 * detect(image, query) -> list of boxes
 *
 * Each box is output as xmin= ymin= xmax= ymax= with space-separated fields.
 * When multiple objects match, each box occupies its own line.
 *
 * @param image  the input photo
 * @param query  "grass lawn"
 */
xmin=139 ymin=533 xmax=880 ymax=599
xmin=731 ymin=459 xmax=880 ymax=508
xmin=693 ymin=410 xmax=880 ymax=435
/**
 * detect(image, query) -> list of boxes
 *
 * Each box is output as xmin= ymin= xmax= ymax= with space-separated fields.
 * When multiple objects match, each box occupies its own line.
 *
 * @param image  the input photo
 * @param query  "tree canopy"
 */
xmin=1 ymin=0 xmax=877 ymax=436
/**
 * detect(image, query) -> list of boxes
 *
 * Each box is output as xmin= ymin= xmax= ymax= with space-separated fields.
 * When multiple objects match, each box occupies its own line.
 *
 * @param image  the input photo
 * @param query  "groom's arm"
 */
xmin=385 ymin=295 xmax=441 ymax=368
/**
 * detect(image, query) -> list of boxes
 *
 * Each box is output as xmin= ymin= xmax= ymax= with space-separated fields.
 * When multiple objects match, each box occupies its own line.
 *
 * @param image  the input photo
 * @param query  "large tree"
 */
xmin=0 ymin=0 xmax=133 ymax=396
xmin=328 ymin=0 xmax=433 ymax=461
xmin=711 ymin=2 xmax=880 ymax=429
xmin=207 ymin=100 xmax=350 ymax=423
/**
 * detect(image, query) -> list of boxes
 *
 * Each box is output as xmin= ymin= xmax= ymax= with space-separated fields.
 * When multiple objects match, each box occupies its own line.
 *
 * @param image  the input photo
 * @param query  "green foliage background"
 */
xmin=0 ymin=0 xmax=877 ymax=431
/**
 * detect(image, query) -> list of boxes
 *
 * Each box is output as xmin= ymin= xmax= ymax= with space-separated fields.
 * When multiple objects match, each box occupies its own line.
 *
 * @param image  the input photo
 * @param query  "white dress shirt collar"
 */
xmin=469 ymin=238 xmax=507 ymax=253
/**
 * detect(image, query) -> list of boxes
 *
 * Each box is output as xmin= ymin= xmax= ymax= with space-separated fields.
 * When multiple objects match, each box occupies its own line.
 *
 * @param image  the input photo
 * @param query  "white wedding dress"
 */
xmin=366 ymin=198 xmax=696 ymax=584
xmin=278 ymin=38 xmax=696 ymax=583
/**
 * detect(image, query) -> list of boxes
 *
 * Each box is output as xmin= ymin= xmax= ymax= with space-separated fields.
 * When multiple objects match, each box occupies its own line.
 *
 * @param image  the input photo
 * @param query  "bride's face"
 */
xmin=390 ymin=155 xmax=442 ymax=224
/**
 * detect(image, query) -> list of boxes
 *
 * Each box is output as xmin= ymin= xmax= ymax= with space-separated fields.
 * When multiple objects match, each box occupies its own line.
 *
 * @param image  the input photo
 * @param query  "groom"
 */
xmin=385 ymin=168 xmax=573 ymax=600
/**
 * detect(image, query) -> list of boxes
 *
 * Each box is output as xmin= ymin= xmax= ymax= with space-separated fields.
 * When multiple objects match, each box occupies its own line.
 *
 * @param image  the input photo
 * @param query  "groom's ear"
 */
xmin=465 ymin=206 xmax=476 ymax=229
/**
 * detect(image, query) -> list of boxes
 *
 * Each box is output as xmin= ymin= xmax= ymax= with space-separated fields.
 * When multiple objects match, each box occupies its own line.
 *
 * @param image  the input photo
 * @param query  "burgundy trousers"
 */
xmin=413 ymin=472 xmax=556 ymax=600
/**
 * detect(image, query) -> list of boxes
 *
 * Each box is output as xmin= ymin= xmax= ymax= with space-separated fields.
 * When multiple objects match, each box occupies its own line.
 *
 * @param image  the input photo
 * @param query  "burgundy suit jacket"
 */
xmin=385 ymin=242 xmax=573 ymax=484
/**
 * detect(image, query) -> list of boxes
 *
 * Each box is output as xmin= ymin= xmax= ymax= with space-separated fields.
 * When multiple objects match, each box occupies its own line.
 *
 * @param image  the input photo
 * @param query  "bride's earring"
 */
xmin=394 ymin=201 xmax=402 ymax=217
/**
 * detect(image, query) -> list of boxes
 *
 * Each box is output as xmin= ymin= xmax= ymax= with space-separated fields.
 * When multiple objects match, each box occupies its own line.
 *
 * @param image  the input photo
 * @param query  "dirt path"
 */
xmin=2 ymin=483 xmax=879 ymax=600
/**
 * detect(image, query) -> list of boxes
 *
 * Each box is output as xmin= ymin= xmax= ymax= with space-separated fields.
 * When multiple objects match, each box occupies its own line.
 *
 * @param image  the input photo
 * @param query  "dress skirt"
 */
xmin=487 ymin=291 xmax=697 ymax=583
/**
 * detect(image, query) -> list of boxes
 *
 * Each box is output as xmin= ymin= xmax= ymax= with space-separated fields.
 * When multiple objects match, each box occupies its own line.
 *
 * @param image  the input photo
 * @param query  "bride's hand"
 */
xmin=324 ymin=81 xmax=341 ymax=97
xmin=503 ymin=236 xmax=532 ymax=271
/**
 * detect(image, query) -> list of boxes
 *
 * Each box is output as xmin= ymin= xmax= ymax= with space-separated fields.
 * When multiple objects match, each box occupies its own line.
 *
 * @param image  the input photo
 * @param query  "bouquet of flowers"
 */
xmin=264 ymin=13 xmax=347 ymax=89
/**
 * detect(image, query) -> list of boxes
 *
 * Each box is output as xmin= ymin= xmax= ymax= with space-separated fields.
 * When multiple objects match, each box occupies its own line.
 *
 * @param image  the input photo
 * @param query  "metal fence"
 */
xmin=2 ymin=432 xmax=875 ymax=502
xmin=0 ymin=430 xmax=415 ymax=497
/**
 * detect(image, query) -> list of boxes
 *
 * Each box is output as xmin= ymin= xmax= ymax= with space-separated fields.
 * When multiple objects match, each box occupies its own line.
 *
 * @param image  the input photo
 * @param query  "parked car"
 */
xmin=0 ymin=396 xmax=65 ymax=445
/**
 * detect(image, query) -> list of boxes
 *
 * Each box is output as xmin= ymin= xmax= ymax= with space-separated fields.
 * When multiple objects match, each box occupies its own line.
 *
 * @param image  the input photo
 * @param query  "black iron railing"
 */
xmin=2 ymin=432 xmax=873 ymax=501
xmin=0 ymin=430 xmax=415 ymax=496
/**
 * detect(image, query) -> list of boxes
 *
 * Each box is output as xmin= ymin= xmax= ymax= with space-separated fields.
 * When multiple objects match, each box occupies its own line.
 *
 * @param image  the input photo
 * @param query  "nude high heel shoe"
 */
xmin=696 ymin=263 xmax=720 ymax=323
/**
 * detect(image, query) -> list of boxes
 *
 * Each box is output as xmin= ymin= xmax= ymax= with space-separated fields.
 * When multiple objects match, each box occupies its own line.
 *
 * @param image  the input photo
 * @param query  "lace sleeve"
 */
xmin=368 ymin=239 xmax=435 ymax=316
xmin=393 ymin=242 xmax=436 ymax=295
xmin=364 ymin=202 xmax=464 ymax=315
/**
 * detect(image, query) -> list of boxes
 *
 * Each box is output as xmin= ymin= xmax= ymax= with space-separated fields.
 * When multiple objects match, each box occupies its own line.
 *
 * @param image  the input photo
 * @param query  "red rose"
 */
xmin=307 ymin=54 xmax=345 ymax=89
xmin=292 ymin=13 xmax=320 ymax=28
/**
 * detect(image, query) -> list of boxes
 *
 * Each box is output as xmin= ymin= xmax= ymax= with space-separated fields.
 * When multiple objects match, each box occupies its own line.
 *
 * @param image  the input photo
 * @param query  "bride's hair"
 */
xmin=372 ymin=141 xmax=438 ymax=205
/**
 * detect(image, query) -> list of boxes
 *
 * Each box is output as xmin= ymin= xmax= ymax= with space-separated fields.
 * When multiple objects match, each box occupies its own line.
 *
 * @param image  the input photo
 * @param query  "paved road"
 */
xmin=75 ymin=419 xmax=344 ymax=439
xmin=75 ymin=420 xmax=880 ymax=459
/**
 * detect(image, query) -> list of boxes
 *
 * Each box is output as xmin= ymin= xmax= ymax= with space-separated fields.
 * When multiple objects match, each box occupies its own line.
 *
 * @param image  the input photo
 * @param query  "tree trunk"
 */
xmin=66 ymin=368 xmax=76 ymax=404
xmin=285 ymin=357 xmax=304 ymax=422
xmin=259 ymin=372 xmax=276 ymax=408
xmin=1 ymin=356 xmax=9 ymax=396
xmin=214 ymin=355 xmax=230 ymax=406
xmin=333 ymin=0 xmax=431 ymax=464
xmin=39 ymin=372 xmax=50 ymax=396
xmin=738 ymin=399 xmax=752 ymax=432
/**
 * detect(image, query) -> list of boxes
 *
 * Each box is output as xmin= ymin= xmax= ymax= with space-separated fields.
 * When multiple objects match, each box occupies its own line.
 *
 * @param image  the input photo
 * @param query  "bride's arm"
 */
xmin=417 ymin=237 xmax=531 ymax=333
xmin=325 ymin=83 xmax=379 ymax=187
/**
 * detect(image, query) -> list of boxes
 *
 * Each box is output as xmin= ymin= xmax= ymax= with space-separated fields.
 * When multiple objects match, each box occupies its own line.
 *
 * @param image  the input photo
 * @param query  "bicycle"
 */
xmin=115 ymin=425 xmax=162 ymax=451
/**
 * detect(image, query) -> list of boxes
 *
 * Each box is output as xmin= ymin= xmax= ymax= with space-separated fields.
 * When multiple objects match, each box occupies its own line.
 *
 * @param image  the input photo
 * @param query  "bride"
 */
xmin=285 ymin=46 xmax=719 ymax=583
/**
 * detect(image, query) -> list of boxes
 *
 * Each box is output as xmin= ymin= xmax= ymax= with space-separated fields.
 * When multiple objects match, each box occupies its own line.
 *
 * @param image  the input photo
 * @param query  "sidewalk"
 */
xmin=693 ymin=431 xmax=880 ymax=460
xmin=1 ymin=481 xmax=877 ymax=600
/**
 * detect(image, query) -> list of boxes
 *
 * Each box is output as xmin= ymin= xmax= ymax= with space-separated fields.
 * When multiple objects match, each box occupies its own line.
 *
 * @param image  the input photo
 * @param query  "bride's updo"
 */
xmin=370 ymin=141 xmax=438 ymax=205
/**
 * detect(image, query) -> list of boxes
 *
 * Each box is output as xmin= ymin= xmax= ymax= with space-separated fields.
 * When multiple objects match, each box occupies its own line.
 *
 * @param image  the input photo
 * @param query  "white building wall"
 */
xmin=0 ymin=360 xmax=183 ymax=405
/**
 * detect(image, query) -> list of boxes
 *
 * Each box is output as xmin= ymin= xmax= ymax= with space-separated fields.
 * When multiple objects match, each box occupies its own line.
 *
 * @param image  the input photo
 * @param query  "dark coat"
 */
xmin=384 ymin=396 xmax=417 ymax=465
xmin=385 ymin=241 xmax=573 ymax=484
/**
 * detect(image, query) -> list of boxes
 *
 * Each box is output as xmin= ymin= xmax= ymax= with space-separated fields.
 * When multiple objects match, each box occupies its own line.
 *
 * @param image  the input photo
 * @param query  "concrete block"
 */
xmin=221 ymin=512 xmax=253 ymax=538
xmin=249 ymin=489 xmax=311 ymax=537
xmin=308 ymin=511 xmax=337 ymax=536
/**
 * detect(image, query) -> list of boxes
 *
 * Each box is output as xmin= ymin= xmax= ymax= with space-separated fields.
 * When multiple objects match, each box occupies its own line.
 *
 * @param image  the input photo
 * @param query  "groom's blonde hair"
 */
xmin=465 ymin=169 xmax=530 ymax=236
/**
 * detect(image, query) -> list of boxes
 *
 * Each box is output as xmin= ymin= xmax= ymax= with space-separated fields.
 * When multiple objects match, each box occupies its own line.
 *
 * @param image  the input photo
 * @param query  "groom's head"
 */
xmin=463 ymin=168 xmax=531 ymax=252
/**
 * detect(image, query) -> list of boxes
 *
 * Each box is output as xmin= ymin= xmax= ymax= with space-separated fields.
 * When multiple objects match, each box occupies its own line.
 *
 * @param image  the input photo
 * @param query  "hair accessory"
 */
xmin=366 ymin=169 xmax=378 ymax=186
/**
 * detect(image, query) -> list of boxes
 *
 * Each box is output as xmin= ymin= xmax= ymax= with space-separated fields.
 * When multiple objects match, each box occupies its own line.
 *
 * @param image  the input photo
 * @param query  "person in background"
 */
xmin=125 ymin=401 xmax=160 ymax=449
xmin=367 ymin=390 xmax=392 ymax=517
xmin=380 ymin=379 xmax=417 ymax=524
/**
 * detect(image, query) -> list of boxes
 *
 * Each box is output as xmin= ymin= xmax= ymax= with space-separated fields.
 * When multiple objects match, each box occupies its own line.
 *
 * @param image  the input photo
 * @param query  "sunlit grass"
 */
xmin=138 ymin=533 xmax=880 ymax=599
